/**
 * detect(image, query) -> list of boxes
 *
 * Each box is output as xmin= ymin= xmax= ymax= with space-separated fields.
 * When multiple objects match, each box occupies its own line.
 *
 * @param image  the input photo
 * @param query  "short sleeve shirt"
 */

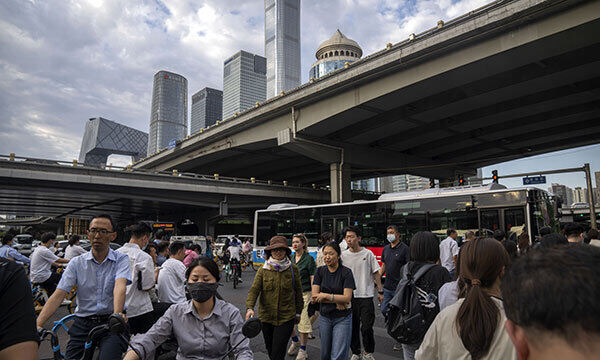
xmin=292 ymin=252 xmax=316 ymax=292
xmin=313 ymin=265 xmax=355 ymax=318
xmin=0 ymin=258 xmax=38 ymax=352
xmin=381 ymin=241 xmax=410 ymax=291
xmin=30 ymin=246 xmax=59 ymax=283
xmin=341 ymin=248 xmax=380 ymax=298
xmin=439 ymin=237 xmax=459 ymax=272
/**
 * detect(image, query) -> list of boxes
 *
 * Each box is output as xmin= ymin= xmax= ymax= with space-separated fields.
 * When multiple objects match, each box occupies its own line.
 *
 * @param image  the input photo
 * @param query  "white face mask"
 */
xmin=386 ymin=234 xmax=396 ymax=243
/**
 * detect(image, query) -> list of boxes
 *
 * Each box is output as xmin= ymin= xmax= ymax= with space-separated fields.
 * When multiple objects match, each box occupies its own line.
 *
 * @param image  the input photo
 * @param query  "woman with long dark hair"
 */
xmin=124 ymin=257 xmax=252 ymax=360
xmin=415 ymin=237 xmax=516 ymax=360
xmin=312 ymin=241 xmax=355 ymax=360
xmin=246 ymin=236 xmax=304 ymax=360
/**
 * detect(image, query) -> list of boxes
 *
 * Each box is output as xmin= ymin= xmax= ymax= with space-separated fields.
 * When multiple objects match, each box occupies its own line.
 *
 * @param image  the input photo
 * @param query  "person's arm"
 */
xmin=124 ymin=306 xmax=175 ymax=360
xmin=36 ymin=289 xmax=68 ymax=329
xmin=113 ymin=254 xmax=131 ymax=317
xmin=374 ymin=271 xmax=384 ymax=303
xmin=379 ymin=262 xmax=386 ymax=277
xmin=292 ymin=265 xmax=304 ymax=316
xmin=315 ymin=288 xmax=353 ymax=305
xmin=229 ymin=308 xmax=253 ymax=360
xmin=452 ymin=241 xmax=459 ymax=266
xmin=8 ymin=248 xmax=31 ymax=264
xmin=245 ymin=268 xmax=263 ymax=319
xmin=141 ymin=256 xmax=156 ymax=291
xmin=55 ymin=257 xmax=69 ymax=264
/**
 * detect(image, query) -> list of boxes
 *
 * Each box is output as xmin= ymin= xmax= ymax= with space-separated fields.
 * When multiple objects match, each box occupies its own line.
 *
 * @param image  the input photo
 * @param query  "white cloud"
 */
xmin=0 ymin=0 xmax=495 ymax=163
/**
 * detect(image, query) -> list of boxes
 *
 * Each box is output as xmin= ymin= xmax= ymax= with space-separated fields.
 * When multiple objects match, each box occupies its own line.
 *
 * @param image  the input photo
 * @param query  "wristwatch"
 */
xmin=378 ymin=290 xmax=384 ymax=295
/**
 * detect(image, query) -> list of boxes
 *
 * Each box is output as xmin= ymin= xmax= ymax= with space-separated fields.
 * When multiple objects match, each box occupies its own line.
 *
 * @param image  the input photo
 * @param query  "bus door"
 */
xmin=321 ymin=216 xmax=349 ymax=242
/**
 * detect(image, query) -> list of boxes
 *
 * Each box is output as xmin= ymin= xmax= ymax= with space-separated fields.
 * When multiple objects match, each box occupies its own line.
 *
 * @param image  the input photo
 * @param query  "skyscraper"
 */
xmin=222 ymin=51 xmax=267 ymax=120
xmin=191 ymin=88 xmax=223 ymax=134
xmin=148 ymin=70 xmax=188 ymax=154
xmin=265 ymin=0 xmax=301 ymax=98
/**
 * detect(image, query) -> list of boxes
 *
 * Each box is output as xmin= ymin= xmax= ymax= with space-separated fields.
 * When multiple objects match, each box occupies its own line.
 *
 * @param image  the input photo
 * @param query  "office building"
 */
xmin=573 ymin=187 xmax=588 ymax=204
xmin=550 ymin=183 xmax=574 ymax=207
xmin=309 ymin=29 xmax=362 ymax=79
xmin=148 ymin=70 xmax=188 ymax=154
xmin=222 ymin=51 xmax=267 ymax=120
xmin=265 ymin=0 xmax=301 ymax=98
xmin=191 ymin=88 xmax=223 ymax=134
xmin=79 ymin=117 xmax=148 ymax=167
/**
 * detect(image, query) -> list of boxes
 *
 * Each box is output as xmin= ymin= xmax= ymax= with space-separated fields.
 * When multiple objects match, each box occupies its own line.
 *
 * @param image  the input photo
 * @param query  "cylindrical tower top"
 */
xmin=315 ymin=29 xmax=362 ymax=60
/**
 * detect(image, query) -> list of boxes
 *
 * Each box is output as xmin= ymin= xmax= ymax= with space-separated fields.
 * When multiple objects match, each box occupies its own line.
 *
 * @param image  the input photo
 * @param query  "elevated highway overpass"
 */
xmin=133 ymin=0 xmax=600 ymax=202
xmin=0 ymin=157 xmax=337 ymax=225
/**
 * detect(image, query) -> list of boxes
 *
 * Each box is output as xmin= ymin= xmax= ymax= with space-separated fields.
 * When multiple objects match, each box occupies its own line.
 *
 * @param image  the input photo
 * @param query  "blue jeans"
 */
xmin=380 ymin=288 xmax=396 ymax=318
xmin=319 ymin=313 xmax=352 ymax=360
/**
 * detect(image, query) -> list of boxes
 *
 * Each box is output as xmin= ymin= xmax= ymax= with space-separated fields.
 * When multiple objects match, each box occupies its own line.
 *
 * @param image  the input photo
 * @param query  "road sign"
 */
xmin=523 ymin=175 xmax=546 ymax=185
xmin=168 ymin=139 xmax=177 ymax=150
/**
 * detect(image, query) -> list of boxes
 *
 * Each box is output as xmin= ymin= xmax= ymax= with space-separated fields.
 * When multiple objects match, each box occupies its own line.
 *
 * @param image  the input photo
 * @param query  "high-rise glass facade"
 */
xmin=148 ymin=70 xmax=188 ymax=154
xmin=191 ymin=88 xmax=223 ymax=134
xmin=223 ymin=51 xmax=267 ymax=120
xmin=265 ymin=0 xmax=301 ymax=98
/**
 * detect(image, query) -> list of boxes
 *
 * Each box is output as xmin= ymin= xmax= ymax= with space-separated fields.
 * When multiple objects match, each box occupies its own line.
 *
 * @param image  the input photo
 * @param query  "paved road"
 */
xmin=39 ymin=267 xmax=404 ymax=359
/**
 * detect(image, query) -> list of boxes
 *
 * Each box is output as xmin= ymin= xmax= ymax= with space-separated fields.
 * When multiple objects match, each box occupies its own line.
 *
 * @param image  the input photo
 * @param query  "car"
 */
xmin=12 ymin=234 xmax=34 ymax=256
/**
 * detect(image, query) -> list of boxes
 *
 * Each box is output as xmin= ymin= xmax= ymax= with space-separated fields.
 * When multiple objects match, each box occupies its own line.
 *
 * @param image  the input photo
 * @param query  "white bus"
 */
xmin=251 ymin=184 xmax=556 ymax=266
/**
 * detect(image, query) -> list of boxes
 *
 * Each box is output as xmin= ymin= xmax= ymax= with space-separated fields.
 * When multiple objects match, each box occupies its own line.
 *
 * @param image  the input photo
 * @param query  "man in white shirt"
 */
xmin=30 ymin=232 xmax=69 ymax=295
xmin=157 ymin=241 xmax=187 ymax=304
xmin=228 ymin=238 xmax=242 ymax=281
xmin=117 ymin=222 xmax=156 ymax=334
xmin=439 ymin=229 xmax=459 ymax=279
xmin=340 ymin=226 xmax=383 ymax=360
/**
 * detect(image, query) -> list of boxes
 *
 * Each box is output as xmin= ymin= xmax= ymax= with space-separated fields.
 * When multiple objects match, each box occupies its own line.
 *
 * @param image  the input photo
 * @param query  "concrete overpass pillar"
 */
xmin=330 ymin=163 xmax=351 ymax=203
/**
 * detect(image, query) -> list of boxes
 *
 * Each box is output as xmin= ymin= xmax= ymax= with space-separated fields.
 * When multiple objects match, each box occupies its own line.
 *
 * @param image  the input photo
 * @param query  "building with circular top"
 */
xmin=309 ymin=29 xmax=362 ymax=79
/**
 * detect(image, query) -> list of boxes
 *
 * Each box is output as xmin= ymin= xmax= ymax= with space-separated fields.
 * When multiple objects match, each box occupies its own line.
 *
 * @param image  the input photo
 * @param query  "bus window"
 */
xmin=349 ymin=203 xmax=386 ymax=247
xmin=480 ymin=209 xmax=500 ymax=236
xmin=386 ymin=202 xmax=427 ymax=245
xmin=256 ymin=210 xmax=293 ymax=247
xmin=428 ymin=209 xmax=478 ymax=241
xmin=504 ymin=207 xmax=526 ymax=240
xmin=321 ymin=216 xmax=349 ymax=242
xmin=293 ymin=208 xmax=321 ymax=247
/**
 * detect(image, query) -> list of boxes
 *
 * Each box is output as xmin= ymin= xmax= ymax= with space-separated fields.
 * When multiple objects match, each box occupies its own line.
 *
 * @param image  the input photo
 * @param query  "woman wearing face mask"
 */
xmin=123 ymin=257 xmax=252 ymax=360
xmin=246 ymin=236 xmax=304 ymax=360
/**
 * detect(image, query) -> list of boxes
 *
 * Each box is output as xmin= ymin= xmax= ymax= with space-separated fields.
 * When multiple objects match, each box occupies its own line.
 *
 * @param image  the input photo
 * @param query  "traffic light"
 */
xmin=429 ymin=178 xmax=435 ymax=188
xmin=492 ymin=170 xmax=499 ymax=183
xmin=458 ymin=175 xmax=465 ymax=186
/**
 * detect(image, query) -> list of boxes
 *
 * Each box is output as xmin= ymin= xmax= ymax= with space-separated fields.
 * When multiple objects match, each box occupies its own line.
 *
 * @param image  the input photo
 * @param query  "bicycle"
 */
xmin=38 ymin=313 xmax=127 ymax=360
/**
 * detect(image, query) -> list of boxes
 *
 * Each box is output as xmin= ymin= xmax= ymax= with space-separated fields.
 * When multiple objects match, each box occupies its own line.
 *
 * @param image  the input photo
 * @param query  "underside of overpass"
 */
xmin=135 ymin=0 xmax=600 ymax=202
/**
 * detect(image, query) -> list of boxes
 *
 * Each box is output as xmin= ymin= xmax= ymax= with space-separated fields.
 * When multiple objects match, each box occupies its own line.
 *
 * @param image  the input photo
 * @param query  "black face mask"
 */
xmin=186 ymin=282 xmax=219 ymax=303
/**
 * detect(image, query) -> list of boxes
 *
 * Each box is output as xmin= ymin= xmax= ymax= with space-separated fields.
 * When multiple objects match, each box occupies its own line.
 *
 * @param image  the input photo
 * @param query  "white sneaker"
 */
xmin=296 ymin=348 xmax=308 ymax=360
xmin=350 ymin=354 xmax=362 ymax=360
xmin=362 ymin=353 xmax=375 ymax=360
xmin=287 ymin=341 xmax=299 ymax=356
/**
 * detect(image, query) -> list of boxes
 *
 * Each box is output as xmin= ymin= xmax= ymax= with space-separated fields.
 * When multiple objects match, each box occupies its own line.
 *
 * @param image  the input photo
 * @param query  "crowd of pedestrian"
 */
xmin=1 ymin=214 xmax=599 ymax=360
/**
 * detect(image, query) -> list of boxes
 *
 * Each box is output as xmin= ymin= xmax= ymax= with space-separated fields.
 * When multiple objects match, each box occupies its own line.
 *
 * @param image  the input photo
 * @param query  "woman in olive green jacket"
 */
xmin=246 ymin=236 xmax=304 ymax=360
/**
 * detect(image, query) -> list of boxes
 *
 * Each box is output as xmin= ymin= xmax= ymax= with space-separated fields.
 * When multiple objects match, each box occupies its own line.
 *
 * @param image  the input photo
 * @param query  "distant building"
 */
xmin=191 ymin=88 xmax=223 ymax=134
xmin=572 ymin=187 xmax=588 ymax=204
xmin=222 ymin=51 xmax=267 ymax=120
xmin=309 ymin=29 xmax=362 ymax=79
xmin=387 ymin=174 xmax=430 ymax=193
xmin=550 ymin=183 xmax=574 ymax=207
xmin=79 ymin=117 xmax=148 ymax=167
xmin=265 ymin=0 xmax=301 ymax=98
xmin=148 ymin=70 xmax=188 ymax=154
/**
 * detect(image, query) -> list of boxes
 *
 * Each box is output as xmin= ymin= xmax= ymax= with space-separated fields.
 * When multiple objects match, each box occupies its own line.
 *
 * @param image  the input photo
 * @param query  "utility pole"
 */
xmin=584 ymin=163 xmax=597 ymax=230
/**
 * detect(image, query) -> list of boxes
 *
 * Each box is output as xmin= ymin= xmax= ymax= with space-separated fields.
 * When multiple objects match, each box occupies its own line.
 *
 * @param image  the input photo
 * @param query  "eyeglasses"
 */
xmin=88 ymin=228 xmax=113 ymax=235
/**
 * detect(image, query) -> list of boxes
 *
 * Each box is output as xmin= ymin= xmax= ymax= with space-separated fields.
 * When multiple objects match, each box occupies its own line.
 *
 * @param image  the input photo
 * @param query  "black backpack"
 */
xmin=386 ymin=263 xmax=435 ymax=344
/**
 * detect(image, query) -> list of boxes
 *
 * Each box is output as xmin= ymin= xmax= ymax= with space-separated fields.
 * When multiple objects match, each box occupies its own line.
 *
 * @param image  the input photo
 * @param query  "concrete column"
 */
xmin=330 ymin=163 xmax=351 ymax=203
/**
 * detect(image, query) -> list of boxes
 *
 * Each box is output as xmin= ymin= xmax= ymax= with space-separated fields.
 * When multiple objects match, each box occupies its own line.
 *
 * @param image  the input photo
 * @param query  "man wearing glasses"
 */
xmin=36 ymin=214 xmax=131 ymax=359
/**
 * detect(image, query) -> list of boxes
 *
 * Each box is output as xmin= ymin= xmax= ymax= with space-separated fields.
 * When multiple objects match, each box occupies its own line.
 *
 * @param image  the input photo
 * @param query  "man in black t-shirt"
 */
xmin=0 ymin=258 xmax=38 ymax=359
xmin=380 ymin=225 xmax=410 ymax=318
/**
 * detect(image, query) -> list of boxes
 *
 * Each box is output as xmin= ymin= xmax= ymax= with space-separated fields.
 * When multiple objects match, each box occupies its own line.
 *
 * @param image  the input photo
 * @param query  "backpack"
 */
xmin=386 ymin=262 xmax=436 ymax=344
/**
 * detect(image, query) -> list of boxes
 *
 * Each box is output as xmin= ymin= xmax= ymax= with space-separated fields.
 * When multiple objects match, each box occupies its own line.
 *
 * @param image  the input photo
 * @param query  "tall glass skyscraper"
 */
xmin=264 ymin=0 xmax=301 ymax=98
xmin=191 ymin=87 xmax=223 ymax=134
xmin=148 ymin=70 xmax=188 ymax=155
xmin=222 ymin=51 xmax=267 ymax=120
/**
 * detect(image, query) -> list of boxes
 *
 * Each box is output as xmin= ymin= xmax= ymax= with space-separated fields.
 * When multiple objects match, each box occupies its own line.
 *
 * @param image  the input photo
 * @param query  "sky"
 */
xmin=0 ymin=0 xmax=598 ymax=189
